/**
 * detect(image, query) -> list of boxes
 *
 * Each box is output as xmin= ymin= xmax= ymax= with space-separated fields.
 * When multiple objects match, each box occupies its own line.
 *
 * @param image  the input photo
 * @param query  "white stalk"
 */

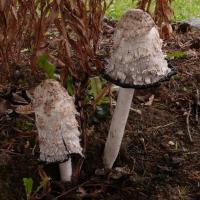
xmin=59 ymin=157 xmax=72 ymax=182
xmin=103 ymin=87 xmax=134 ymax=168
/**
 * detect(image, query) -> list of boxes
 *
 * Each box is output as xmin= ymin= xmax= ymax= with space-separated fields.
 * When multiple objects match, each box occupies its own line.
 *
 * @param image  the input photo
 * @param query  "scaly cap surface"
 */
xmin=104 ymin=9 xmax=175 ymax=88
xmin=33 ymin=79 xmax=82 ymax=163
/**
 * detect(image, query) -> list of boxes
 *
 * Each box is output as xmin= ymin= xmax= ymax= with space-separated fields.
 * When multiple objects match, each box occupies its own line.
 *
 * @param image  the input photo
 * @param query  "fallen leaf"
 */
xmin=168 ymin=141 xmax=175 ymax=146
xmin=0 ymin=98 xmax=10 ymax=114
xmin=15 ymin=104 xmax=33 ymax=114
xmin=144 ymin=95 xmax=155 ymax=106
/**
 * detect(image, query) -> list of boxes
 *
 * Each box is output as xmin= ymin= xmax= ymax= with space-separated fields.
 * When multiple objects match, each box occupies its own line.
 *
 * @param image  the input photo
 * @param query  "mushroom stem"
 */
xmin=59 ymin=158 xmax=72 ymax=182
xmin=103 ymin=87 xmax=134 ymax=168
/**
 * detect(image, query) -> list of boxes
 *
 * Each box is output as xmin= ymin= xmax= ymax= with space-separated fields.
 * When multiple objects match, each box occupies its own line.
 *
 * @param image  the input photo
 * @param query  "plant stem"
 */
xmin=103 ymin=87 xmax=134 ymax=168
xmin=59 ymin=158 xmax=72 ymax=182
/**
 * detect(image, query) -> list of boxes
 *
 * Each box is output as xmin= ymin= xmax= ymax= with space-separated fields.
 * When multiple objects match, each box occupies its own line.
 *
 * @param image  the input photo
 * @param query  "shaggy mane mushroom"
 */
xmin=103 ymin=9 xmax=176 ymax=169
xmin=33 ymin=79 xmax=83 ymax=181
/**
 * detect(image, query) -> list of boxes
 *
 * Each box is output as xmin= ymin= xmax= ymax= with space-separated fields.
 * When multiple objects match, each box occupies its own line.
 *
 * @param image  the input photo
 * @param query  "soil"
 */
xmin=0 ymin=21 xmax=200 ymax=200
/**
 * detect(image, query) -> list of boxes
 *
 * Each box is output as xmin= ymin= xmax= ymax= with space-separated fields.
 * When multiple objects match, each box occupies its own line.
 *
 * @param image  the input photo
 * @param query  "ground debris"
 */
xmin=0 ymin=19 xmax=200 ymax=200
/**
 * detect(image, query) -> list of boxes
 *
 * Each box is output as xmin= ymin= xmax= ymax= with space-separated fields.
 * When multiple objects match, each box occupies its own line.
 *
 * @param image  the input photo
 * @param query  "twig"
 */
xmin=92 ymin=84 xmax=112 ymax=110
xmin=148 ymin=122 xmax=175 ymax=131
xmin=32 ymin=144 xmax=37 ymax=155
xmin=56 ymin=178 xmax=94 ymax=198
xmin=186 ymin=102 xmax=193 ymax=143
xmin=185 ymin=152 xmax=198 ymax=155
xmin=130 ymin=108 xmax=142 ymax=115
xmin=195 ymin=89 xmax=199 ymax=123
xmin=0 ymin=149 xmax=23 ymax=156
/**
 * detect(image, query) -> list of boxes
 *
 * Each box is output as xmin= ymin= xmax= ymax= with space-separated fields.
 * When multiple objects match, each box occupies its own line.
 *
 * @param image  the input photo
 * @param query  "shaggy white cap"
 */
xmin=33 ymin=79 xmax=82 ymax=163
xmin=105 ymin=9 xmax=172 ymax=87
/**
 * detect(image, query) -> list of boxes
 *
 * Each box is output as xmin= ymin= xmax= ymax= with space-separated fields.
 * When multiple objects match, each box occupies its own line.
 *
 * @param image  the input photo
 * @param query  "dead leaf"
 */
xmin=77 ymin=187 xmax=87 ymax=197
xmin=144 ymin=95 xmax=155 ymax=106
xmin=108 ymin=166 xmax=131 ymax=180
xmin=130 ymin=108 xmax=142 ymax=115
xmin=0 ymin=98 xmax=10 ymax=114
xmin=168 ymin=141 xmax=175 ymax=146
xmin=161 ymin=23 xmax=173 ymax=39
xmin=0 ymin=0 xmax=7 ymax=11
xmin=15 ymin=104 xmax=33 ymax=114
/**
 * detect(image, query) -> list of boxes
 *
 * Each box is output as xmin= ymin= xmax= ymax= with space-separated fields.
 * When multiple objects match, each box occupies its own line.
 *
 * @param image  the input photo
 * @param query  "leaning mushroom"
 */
xmin=33 ymin=79 xmax=82 ymax=181
xmin=103 ymin=9 xmax=176 ymax=169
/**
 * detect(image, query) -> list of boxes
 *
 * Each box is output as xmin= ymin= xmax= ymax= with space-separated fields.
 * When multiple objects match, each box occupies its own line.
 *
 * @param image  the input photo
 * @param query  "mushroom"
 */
xmin=103 ymin=9 xmax=176 ymax=169
xmin=33 ymin=79 xmax=83 ymax=181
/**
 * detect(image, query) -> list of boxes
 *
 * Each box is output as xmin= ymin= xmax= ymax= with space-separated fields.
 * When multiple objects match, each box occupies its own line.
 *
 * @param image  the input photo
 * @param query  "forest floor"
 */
xmin=0 ymin=20 xmax=200 ymax=200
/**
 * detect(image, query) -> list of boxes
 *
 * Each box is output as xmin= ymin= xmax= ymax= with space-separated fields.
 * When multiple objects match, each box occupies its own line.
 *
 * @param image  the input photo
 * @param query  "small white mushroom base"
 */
xmin=103 ymin=88 xmax=134 ymax=168
xmin=59 ymin=158 xmax=72 ymax=182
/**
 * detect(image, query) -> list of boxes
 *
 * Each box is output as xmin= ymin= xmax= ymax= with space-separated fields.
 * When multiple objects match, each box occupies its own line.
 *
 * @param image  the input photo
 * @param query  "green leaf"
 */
xmin=95 ymin=104 xmax=109 ymax=120
xmin=87 ymin=77 xmax=110 ymax=106
xmin=167 ymin=51 xmax=187 ymax=60
xmin=23 ymin=178 xmax=33 ymax=200
xmin=88 ymin=77 xmax=103 ymax=98
xmin=35 ymin=176 xmax=49 ymax=193
xmin=100 ymin=96 xmax=110 ymax=104
xmin=38 ymin=54 xmax=55 ymax=79
xmin=66 ymin=75 xmax=74 ymax=96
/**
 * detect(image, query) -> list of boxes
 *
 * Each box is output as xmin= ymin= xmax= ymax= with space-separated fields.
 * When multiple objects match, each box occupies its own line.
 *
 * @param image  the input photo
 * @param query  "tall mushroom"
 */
xmin=33 ymin=79 xmax=83 ymax=181
xmin=103 ymin=9 xmax=176 ymax=169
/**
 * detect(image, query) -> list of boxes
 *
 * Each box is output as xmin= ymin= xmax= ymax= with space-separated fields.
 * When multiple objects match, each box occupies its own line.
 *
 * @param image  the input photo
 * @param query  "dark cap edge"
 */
xmin=101 ymin=65 xmax=177 ymax=89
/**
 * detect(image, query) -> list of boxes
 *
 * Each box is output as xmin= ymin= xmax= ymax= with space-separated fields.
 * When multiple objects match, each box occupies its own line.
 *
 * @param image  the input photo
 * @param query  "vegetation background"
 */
xmin=107 ymin=0 xmax=200 ymax=20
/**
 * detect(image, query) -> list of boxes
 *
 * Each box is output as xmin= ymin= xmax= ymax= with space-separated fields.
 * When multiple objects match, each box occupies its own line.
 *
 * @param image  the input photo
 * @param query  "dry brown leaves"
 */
xmin=137 ymin=0 xmax=173 ymax=39
xmin=0 ymin=0 xmax=113 ymax=81
xmin=55 ymin=0 xmax=107 ymax=81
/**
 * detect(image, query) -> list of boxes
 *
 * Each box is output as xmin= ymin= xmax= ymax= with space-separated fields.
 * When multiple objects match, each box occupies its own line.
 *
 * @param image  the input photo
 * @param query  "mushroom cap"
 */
xmin=104 ymin=9 xmax=176 ymax=88
xmin=113 ymin=9 xmax=155 ymax=48
xmin=33 ymin=79 xmax=82 ymax=163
